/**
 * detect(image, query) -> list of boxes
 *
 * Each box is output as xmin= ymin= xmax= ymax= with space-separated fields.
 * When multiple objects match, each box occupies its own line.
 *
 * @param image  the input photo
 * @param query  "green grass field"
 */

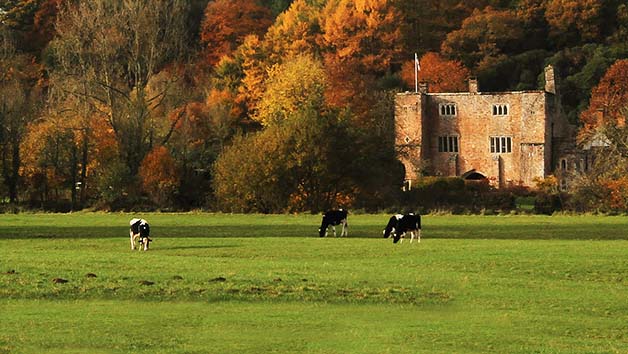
xmin=1 ymin=213 xmax=628 ymax=353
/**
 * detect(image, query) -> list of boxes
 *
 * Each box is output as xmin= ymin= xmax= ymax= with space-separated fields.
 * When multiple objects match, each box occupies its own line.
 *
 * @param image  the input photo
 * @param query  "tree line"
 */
xmin=0 ymin=0 xmax=627 ymax=213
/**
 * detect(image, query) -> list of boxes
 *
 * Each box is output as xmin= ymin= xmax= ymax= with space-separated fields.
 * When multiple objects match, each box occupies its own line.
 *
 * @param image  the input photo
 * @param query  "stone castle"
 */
xmin=395 ymin=65 xmax=582 ymax=188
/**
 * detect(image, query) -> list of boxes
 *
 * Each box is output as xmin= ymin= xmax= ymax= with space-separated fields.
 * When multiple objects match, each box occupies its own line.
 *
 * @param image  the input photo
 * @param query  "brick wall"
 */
xmin=396 ymin=90 xmax=551 ymax=186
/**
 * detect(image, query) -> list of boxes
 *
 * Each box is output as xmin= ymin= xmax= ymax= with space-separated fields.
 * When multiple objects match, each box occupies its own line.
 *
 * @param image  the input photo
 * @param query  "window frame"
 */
xmin=489 ymin=136 xmax=513 ymax=154
xmin=492 ymin=104 xmax=509 ymax=116
xmin=438 ymin=135 xmax=459 ymax=153
xmin=439 ymin=103 xmax=457 ymax=117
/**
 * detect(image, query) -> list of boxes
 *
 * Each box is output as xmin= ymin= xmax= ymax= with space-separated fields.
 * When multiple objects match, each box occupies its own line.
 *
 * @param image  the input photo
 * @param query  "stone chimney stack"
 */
xmin=418 ymin=81 xmax=429 ymax=94
xmin=544 ymin=65 xmax=556 ymax=94
xmin=469 ymin=77 xmax=478 ymax=93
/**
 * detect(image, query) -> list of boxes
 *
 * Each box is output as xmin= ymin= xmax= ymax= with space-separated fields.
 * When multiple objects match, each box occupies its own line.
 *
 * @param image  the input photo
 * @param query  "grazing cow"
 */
xmin=383 ymin=213 xmax=421 ymax=243
xmin=319 ymin=209 xmax=348 ymax=237
xmin=130 ymin=218 xmax=151 ymax=251
xmin=382 ymin=214 xmax=403 ymax=238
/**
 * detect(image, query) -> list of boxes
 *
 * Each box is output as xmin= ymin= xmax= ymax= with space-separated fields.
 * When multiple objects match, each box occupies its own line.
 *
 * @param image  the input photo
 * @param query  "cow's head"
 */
xmin=383 ymin=227 xmax=396 ymax=239
xmin=319 ymin=214 xmax=330 ymax=237
xmin=383 ymin=215 xmax=399 ymax=238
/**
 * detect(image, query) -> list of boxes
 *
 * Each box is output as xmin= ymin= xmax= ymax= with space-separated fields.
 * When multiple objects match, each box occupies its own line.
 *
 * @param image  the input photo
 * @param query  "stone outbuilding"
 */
xmin=395 ymin=65 xmax=579 ymax=188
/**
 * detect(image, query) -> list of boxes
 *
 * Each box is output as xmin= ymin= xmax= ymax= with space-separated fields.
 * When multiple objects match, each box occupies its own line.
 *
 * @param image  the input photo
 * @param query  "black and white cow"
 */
xmin=383 ymin=213 xmax=421 ymax=243
xmin=318 ymin=209 xmax=348 ymax=237
xmin=130 ymin=218 xmax=151 ymax=251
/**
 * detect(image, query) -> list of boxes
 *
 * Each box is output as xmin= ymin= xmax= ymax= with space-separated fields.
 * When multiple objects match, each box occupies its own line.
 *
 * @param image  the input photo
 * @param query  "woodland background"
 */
xmin=0 ymin=0 xmax=627 ymax=213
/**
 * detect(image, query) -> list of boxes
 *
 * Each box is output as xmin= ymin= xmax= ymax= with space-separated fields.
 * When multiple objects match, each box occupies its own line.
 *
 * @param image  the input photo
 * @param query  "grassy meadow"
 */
xmin=1 ymin=213 xmax=628 ymax=353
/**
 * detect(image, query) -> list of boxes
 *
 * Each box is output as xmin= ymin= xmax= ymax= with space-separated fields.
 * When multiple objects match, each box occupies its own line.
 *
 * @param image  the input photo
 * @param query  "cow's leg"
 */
xmin=417 ymin=229 xmax=421 ymax=243
xmin=130 ymin=231 xmax=136 ymax=250
xmin=409 ymin=231 xmax=414 ymax=243
xmin=332 ymin=225 xmax=337 ymax=237
xmin=341 ymin=222 xmax=347 ymax=237
xmin=143 ymin=239 xmax=149 ymax=251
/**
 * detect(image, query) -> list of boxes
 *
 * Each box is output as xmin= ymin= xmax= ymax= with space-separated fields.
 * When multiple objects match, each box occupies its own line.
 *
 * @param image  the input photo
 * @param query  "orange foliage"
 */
xmin=200 ymin=0 xmax=273 ymax=67
xmin=139 ymin=146 xmax=179 ymax=204
xmin=579 ymin=59 xmax=628 ymax=140
xmin=401 ymin=52 xmax=470 ymax=93
xmin=90 ymin=115 xmax=119 ymax=166
xmin=264 ymin=0 xmax=321 ymax=62
xmin=321 ymin=0 xmax=402 ymax=74
xmin=31 ymin=0 xmax=61 ymax=50
xmin=236 ymin=35 xmax=269 ymax=114
xmin=602 ymin=177 xmax=628 ymax=210
xmin=320 ymin=0 xmax=402 ymax=108
xmin=545 ymin=0 xmax=603 ymax=43
xmin=323 ymin=56 xmax=368 ymax=108
xmin=441 ymin=7 xmax=523 ymax=69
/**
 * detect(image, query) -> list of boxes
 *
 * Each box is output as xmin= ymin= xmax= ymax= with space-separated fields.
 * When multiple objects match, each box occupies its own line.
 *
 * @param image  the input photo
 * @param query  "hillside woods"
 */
xmin=0 ymin=0 xmax=627 ymax=213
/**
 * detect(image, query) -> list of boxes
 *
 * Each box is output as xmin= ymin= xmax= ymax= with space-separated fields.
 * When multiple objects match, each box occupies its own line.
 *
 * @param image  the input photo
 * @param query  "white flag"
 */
xmin=415 ymin=53 xmax=420 ymax=72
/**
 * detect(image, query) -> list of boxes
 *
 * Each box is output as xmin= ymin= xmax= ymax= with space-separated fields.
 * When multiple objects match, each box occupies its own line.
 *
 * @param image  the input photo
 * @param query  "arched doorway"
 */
xmin=462 ymin=170 xmax=487 ymax=181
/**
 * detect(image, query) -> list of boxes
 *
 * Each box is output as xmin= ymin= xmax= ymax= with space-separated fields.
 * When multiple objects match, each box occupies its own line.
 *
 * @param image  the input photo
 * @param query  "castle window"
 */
xmin=438 ymin=136 xmax=459 ymax=153
xmin=439 ymin=104 xmax=457 ymax=117
xmin=492 ymin=104 xmax=508 ymax=116
xmin=490 ymin=136 xmax=512 ymax=153
xmin=561 ymin=159 xmax=567 ymax=171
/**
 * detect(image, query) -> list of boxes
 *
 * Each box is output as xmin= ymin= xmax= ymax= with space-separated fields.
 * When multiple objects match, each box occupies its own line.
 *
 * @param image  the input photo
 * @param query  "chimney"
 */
xmin=468 ymin=77 xmax=478 ymax=93
xmin=595 ymin=109 xmax=605 ymax=126
xmin=418 ymin=81 xmax=429 ymax=94
xmin=545 ymin=65 xmax=556 ymax=94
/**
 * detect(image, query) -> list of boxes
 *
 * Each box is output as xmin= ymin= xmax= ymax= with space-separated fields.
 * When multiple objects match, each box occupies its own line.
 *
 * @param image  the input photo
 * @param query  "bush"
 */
xmin=534 ymin=192 xmax=564 ymax=215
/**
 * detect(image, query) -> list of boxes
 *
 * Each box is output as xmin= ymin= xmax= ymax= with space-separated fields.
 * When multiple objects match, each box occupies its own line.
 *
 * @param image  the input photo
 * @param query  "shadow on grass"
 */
xmin=165 ymin=245 xmax=240 ymax=251
xmin=1 ymin=222 xmax=627 ymax=240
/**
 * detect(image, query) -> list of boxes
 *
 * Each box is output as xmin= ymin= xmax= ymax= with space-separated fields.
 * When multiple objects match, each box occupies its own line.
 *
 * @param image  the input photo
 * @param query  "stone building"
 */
xmin=395 ymin=65 xmax=578 ymax=188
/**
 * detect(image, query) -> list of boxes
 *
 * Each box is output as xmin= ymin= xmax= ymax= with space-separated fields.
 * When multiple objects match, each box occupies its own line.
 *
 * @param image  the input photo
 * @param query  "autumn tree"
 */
xmin=569 ymin=60 xmax=628 ymax=212
xmin=0 ymin=0 xmax=60 ymax=53
xmin=263 ymin=0 xmax=323 ymax=63
xmin=400 ymin=52 xmax=470 ymax=93
xmin=608 ymin=4 xmax=628 ymax=47
xmin=213 ymin=55 xmax=354 ymax=212
xmin=20 ymin=113 xmax=79 ymax=209
xmin=235 ymin=34 xmax=270 ymax=117
xmin=515 ymin=0 xmax=550 ymax=51
xmin=392 ymin=0 xmax=497 ymax=56
xmin=579 ymin=59 xmax=628 ymax=142
xmin=139 ymin=146 xmax=179 ymax=206
xmin=441 ymin=7 xmax=524 ymax=71
xmin=0 ymin=28 xmax=41 ymax=203
xmin=199 ymin=0 xmax=272 ymax=67
xmin=50 ymin=0 xmax=189 ymax=182
xmin=255 ymin=55 xmax=326 ymax=126
xmin=165 ymin=88 xmax=241 ymax=208
xmin=545 ymin=0 xmax=604 ymax=47
xmin=320 ymin=0 xmax=403 ymax=108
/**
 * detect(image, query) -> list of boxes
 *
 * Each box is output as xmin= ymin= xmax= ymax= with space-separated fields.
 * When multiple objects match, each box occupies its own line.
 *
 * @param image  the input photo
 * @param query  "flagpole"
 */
xmin=414 ymin=53 xmax=418 ymax=93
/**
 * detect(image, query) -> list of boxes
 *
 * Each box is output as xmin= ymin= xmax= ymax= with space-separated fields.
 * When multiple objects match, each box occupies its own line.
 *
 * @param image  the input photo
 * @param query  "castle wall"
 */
xmin=395 ymin=93 xmax=424 ymax=181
